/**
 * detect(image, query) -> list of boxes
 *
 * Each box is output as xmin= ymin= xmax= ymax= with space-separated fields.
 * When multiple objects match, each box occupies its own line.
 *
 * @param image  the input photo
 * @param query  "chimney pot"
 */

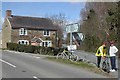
xmin=6 ymin=10 xmax=12 ymax=18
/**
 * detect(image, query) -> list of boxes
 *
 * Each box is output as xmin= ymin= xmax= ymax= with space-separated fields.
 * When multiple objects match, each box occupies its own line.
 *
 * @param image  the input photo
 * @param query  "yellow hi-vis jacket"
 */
xmin=95 ymin=45 xmax=107 ymax=57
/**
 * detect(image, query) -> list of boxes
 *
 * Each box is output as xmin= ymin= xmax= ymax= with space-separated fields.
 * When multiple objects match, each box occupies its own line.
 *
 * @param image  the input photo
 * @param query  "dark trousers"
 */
xmin=110 ymin=56 xmax=116 ymax=70
xmin=97 ymin=56 xmax=101 ymax=68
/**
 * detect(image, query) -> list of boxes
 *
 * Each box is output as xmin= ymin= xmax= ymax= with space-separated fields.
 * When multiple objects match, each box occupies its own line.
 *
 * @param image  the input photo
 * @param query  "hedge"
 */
xmin=7 ymin=43 xmax=64 ymax=56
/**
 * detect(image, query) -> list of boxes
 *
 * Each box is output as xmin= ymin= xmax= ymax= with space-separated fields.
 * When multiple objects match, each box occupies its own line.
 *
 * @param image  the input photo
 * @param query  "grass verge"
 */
xmin=45 ymin=57 xmax=115 ymax=78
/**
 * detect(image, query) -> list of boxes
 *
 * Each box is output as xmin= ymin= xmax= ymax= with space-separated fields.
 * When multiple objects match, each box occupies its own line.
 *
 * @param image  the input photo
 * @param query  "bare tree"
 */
xmin=46 ymin=13 xmax=68 ymax=47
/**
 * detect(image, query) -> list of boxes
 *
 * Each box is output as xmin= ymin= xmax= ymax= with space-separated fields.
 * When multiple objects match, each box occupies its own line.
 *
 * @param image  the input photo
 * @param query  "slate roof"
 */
xmin=31 ymin=37 xmax=42 ymax=43
xmin=8 ymin=15 xmax=58 ymax=30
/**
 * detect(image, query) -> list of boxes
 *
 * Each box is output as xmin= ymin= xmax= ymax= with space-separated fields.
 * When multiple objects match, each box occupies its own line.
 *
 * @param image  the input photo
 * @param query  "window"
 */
xmin=43 ymin=30 xmax=50 ymax=36
xmin=18 ymin=40 xmax=29 ymax=45
xmin=45 ymin=42 xmax=48 ymax=47
xmin=19 ymin=28 xmax=27 ymax=35
xmin=0 ymin=40 xmax=2 ymax=44
xmin=42 ymin=41 xmax=52 ymax=47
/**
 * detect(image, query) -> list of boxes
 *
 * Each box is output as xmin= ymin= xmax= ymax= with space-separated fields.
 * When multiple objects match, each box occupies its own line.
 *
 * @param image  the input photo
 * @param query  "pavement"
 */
xmin=0 ymin=50 xmax=110 ymax=78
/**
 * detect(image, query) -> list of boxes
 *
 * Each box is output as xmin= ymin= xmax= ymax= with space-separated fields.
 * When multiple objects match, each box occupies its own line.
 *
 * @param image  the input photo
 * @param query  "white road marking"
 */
xmin=33 ymin=76 xmax=40 ymax=80
xmin=36 ymin=57 xmax=40 ymax=59
xmin=0 ymin=59 xmax=16 ymax=68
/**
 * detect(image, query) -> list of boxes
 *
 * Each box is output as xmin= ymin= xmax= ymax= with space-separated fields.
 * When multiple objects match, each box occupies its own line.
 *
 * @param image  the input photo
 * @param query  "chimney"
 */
xmin=6 ymin=10 xmax=12 ymax=18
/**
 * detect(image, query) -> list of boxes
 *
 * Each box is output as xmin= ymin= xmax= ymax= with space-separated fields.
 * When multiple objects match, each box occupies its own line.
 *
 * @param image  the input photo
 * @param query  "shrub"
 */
xmin=24 ymin=45 xmax=36 ymax=53
xmin=7 ymin=43 xmax=65 ymax=56
xmin=17 ymin=44 xmax=25 ymax=52
xmin=7 ymin=43 xmax=18 ymax=51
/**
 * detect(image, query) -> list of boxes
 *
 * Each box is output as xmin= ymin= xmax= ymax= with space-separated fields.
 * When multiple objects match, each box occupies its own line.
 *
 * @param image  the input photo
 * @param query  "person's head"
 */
xmin=102 ymin=42 xmax=107 ymax=47
xmin=110 ymin=41 xmax=114 ymax=46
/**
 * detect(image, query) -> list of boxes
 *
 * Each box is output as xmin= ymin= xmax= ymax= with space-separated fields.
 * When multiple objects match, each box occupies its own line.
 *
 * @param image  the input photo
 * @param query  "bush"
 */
xmin=7 ymin=43 xmax=18 ymax=51
xmin=24 ymin=45 xmax=36 ymax=53
xmin=17 ymin=44 xmax=25 ymax=52
xmin=7 ymin=43 xmax=65 ymax=56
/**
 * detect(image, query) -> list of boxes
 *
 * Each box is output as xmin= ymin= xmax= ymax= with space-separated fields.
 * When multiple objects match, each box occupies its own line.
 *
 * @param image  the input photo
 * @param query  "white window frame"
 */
xmin=43 ymin=30 xmax=50 ymax=36
xmin=0 ymin=40 xmax=2 ymax=44
xmin=18 ymin=40 xmax=29 ymax=45
xmin=42 ymin=40 xmax=52 ymax=47
xmin=19 ymin=28 xmax=27 ymax=35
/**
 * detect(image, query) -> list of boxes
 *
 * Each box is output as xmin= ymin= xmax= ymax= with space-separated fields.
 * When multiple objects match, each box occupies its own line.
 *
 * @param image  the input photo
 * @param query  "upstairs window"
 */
xmin=43 ymin=30 xmax=50 ymax=36
xmin=19 ymin=28 xmax=27 ymax=35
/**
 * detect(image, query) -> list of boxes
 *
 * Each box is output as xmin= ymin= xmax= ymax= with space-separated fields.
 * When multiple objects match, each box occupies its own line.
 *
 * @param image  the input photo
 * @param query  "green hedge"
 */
xmin=7 ymin=43 xmax=64 ymax=56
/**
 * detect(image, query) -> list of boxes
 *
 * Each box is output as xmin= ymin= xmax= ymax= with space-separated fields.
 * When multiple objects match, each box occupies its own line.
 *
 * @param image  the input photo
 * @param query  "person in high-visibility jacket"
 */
xmin=95 ymin=43 xmax=107 ymax=68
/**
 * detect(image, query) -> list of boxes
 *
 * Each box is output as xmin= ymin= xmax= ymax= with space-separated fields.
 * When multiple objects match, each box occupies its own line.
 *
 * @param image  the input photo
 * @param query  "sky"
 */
xmin=0 ymin=2 xmax=86 ymax=38
xmin=2 ymin=2 xmax=85 ymax=23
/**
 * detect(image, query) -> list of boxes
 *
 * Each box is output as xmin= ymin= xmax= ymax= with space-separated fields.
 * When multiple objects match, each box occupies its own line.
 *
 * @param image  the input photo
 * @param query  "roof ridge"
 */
xmin=8 ymin=15 xmax=58 ymax=30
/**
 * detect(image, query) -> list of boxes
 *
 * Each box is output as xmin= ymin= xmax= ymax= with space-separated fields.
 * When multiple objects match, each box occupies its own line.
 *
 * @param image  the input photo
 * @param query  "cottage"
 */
xmin=2 ymin=10 xmax=59 ymax=48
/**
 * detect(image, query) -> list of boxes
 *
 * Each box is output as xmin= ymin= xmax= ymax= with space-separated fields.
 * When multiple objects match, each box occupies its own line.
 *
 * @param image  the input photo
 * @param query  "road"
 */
xmin=0 ymin=50 xmax=109 ymax=79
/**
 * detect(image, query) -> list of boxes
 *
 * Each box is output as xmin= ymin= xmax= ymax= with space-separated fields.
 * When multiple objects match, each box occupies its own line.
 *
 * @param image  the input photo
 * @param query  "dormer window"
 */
xmin=19 ymin=28 xmax=27 ymax=35
xmin=43 ymin=30 xmax=50 ymax=36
